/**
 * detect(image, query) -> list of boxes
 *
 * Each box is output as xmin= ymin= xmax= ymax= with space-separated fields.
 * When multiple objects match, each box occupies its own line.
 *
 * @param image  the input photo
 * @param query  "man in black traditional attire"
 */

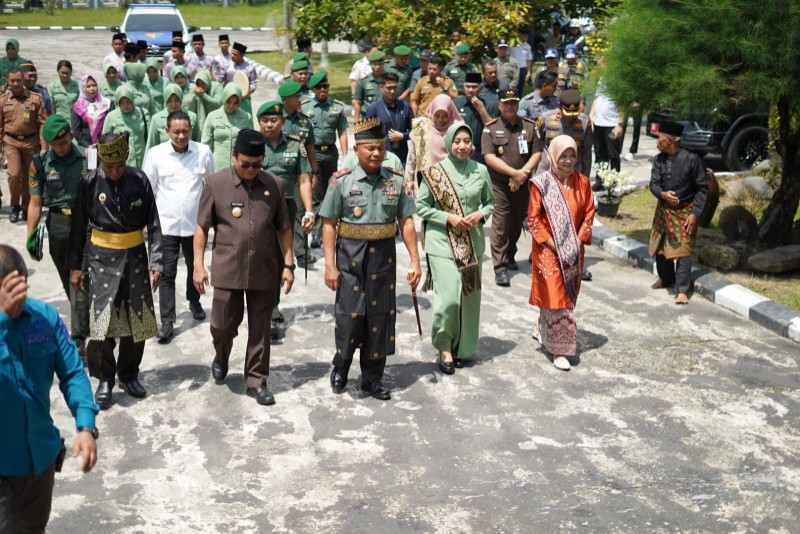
xmin=68 ymin=131 xmax=163 ymax=409
xmin=648 ymin=120 xmax=708 ymax=304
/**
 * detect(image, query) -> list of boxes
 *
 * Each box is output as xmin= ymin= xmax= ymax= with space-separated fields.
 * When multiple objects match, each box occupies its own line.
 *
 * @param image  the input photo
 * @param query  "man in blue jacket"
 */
xmin=0 ymin=244 xmax=99 ymax=532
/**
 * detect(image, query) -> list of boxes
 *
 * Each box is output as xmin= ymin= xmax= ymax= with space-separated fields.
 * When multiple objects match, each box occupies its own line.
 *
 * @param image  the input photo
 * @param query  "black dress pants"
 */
xmin=0 ymin=463 xmax=55 ymax=534
xmin=656 ymin=254 xmax=693 ymax=295
xmin=159 ymin=234 xmax=200 ymax=325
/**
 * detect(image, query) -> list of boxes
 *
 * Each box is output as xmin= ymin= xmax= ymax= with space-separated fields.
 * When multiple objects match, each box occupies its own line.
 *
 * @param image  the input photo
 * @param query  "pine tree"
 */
xmin=604 ymin=0 xmax=800 ymax=245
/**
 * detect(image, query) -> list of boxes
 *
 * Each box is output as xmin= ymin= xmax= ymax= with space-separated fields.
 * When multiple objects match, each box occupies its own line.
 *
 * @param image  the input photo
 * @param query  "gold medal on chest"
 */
xmin=497 ymin=147 xmax=504 ymax=156
xmin=353 ymin=206 xmax=363 ymax=218
xmin=232 ymin=206 xmax=243 ymax=218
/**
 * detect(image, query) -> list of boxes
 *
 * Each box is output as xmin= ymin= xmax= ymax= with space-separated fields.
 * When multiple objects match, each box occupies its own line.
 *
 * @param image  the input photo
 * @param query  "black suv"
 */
xmin=647 ymin=107 xmax=769 ymax=170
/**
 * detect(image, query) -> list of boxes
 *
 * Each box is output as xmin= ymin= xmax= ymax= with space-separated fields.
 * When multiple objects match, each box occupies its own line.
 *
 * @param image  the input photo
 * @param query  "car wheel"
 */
xmin=724 ymin=125 xmax=769 ymax=171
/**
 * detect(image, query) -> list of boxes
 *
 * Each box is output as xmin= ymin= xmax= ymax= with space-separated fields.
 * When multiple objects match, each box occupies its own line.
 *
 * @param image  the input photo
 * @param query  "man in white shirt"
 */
xmin=348 ymin=39 xmax=376 ymax=96
xmin=143 ymin=110 xmax=215 ymax=343
xmin=509 ymin=28 xmax=534 ymax=95
xmin=102 ymin=33 xmax=127 ymax=82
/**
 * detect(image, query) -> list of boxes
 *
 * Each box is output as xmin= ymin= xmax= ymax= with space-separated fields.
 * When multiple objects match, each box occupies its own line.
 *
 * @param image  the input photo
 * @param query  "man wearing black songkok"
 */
xmin=193 ymin=129 xmax=295 ymax=406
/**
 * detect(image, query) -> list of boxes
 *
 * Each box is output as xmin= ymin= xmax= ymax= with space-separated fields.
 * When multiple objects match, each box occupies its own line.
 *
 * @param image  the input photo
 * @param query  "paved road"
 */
xmin=2 ymin=29 xmax=799 ymax=534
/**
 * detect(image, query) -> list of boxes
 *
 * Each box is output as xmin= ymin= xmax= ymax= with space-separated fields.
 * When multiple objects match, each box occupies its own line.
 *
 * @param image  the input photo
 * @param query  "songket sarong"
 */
xmin=648 ymin=202 xmax=696 ymax=260
xmin=538 ymin=308 xmax=577 ymax=357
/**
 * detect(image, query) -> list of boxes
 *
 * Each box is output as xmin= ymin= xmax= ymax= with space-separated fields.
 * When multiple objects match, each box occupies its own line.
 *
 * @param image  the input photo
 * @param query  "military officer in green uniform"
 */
xmin=26 ymin=115 xmax=90 ymax=358
xmin=256 ymin=101 xmax=314 ymax=336
xmin=352 ymin=50 xmax=385 ymax=119
xmin=320 ymin=117 xmax=421 ymax=401
xmin=385 ymin=45 xmax=414 ymax=101
xmin=302 ymin=71 xmax=349 ymax=248
xmin=280 ymin=81 xmax=318 ymax=267
xmin=445 ymin=43 xmax=478 ymax=96
xmin=287 ymin=60 xmax=313 ymax=101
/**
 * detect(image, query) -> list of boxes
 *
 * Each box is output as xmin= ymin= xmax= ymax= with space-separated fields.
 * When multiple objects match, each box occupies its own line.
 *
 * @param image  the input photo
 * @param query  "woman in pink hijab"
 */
xmin=405 ymin=93 xmax=462 ymax=195
xmin=71 ymin=74 xmax=112 ymax=147
xmin=528 ymin=134 xmax=595 ymax=371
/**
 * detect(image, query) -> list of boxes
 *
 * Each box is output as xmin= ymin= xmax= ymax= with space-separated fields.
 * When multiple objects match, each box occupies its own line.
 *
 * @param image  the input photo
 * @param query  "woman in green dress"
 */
xmin=102 ymin=85 xmax=148 ymax=168
xmin=99 ymin=63 xmax=122 ymax=100
xmin=416 ymin=122 xmax=496 ymax=374
xmin=182 ymin=68 xmax=222 ymax=137
xmin=143 ymin=58 xmax=166 ymax=112
xmin=172 ymin=67 xmax=193 ymax=101
xmin=144 ymin=83 xmax=200 ymax=154
xmin=201 ymin=83 xmax=252 ymax=171
xmin=47 ymin=59 xmax=80 ymax=121
xmin=123 ymin=62 xmax=155 ymax=116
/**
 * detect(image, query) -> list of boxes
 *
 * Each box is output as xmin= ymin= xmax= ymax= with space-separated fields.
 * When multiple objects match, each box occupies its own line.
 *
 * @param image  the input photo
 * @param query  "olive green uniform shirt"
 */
xmin=443 ymin=61 xmax=478 ymax=96
xmin=319 ymin=165 xmax=416 ymax=224
xmin=47 ymin=80 xmax=80 ymax=122
xmin=301 ymin=96 xmax=347 ymax=147
xmin=29 ymin=143 xmax=87 ymax=208
xmin=353 ymin=74 xmax=381 ymax=111
xmin=283 ymin=109 xmax=316 ymax=146
xmin=262 ymin=133 xmax=311 ymax=200
xmin=385 ymin=62 xmax=414 ymax=96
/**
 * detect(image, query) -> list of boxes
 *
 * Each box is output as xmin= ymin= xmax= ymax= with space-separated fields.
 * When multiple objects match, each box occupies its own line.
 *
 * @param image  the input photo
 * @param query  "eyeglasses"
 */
xmin=236 ymin=158 xmax=263 ymax=169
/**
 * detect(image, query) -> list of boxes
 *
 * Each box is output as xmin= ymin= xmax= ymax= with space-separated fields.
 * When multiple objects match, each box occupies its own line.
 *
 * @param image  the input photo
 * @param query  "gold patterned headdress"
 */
xmin=353 ymin=116 xmax=386 ymax=144
xmin=97 ymin=131 xmax=130 ymax=164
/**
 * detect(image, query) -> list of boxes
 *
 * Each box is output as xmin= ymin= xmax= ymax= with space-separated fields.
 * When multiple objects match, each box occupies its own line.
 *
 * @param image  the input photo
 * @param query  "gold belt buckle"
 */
xmin=61 ymin=208 xmax=72 ymax=216
xmin=319 ymin=145 xmax=328 ymax=152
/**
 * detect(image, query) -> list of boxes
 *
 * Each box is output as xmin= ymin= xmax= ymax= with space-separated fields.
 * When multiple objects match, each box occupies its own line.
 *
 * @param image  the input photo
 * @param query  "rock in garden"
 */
xmin=718 ymin=205 xmax=758 ymax=242
xmin=747 ymin=245 xmax=800 ymax=274
xmin=742 ymin=175 xmax=773 ymax=199
xmin=699 ymin=245 xmax=740 ymax=271
xmin=752 ymin=159 xmax=772 ymax=175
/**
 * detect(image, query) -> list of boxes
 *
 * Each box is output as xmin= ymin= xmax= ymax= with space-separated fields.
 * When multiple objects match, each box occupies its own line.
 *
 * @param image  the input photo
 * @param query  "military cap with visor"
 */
xmin=498 ymin=88 xmax=519 ymax=102
xmin=559 ymin=89 xmax=582 ymax=116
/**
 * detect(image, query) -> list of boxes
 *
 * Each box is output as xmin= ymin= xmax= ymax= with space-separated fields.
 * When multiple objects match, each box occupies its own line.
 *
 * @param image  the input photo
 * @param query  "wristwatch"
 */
xmin=284 ymin=263 xmax=297 ymax=272
xmin=77 ymin=426 xmax=100 ymax=439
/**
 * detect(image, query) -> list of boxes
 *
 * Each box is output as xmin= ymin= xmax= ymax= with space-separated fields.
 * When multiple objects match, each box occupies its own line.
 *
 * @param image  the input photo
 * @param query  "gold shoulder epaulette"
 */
xmin=522 ymin=117 xmax=536 ymax=124
xmin=286 ymin=133 xmax=301 ymax=141
xmin=333 ymin=168 xmax=353 ymax=179
xmin=486 ymin=118 xmax=498 ymax=126
xmin=383 ymin=166 xmax=403 ymax=176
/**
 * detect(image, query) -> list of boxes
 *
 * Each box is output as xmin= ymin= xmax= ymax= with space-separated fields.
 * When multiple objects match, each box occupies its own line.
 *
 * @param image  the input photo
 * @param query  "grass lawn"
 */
xmin=599 ymin=186 xmax=800 ymax=312
xmin=249 ymin=51 xmax=360 ymax=103
xmin=0 ymin=3 xmax=282 ymax=27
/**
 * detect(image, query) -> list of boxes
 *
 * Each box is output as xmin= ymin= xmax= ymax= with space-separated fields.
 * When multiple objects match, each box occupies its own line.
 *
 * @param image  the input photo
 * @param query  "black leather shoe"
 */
xmin=310 ymin=235 xmax=322 ymax=249
xmin=9 ymin=206 xmax=20 ymax=223
xmin=582 ymin=268 xmax=593 ymax=281
xmin=272 ymin=308 xmax=285 ymax=323
xmin=157 ymin=322 xmax=173 ymax=344
xmin=74 ymin=338 xmax=87 ymax=367
xmin=330 ymin=367 xmax=347 ymax=393
xmin=361 ymin=379 xmax=391 ymax=400
xmin=189 ymin=301 xmax=206 ymax=321
xmin=211 ymin=360 xmax=228 ymax=382
xmin=246 ymin=386 xmax=276 ymax=406
xmin=507 ymin=258 xmax=519 ymax=271
xmin=438 ymin=356 xmax=455 ymax=375
xmin=120 ymin=378 xmax=147 ymax=398
xmin=20 ymin=208 xmax=26 ymax=221
xmin=296 ymin=255 xmax=317 ymax=267
xmin=94 ymin=380 xmax=113 ymax=410
xmin=270 ymin=319 xmax=280 ymax=340
xmin=495 ymin=270 xmax=511 ymax=287
xmin=454 ymin=358 xmax=466 ymax=369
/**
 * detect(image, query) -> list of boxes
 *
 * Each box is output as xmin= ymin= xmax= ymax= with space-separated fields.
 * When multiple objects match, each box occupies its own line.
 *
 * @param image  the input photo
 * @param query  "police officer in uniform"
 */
xmin=385 ymin=45 xmax=414 ymax=101
xmin=518 ymin=70 xmax=559 ymax=120
xmin=280 ymin=81 xmax=318 ymax=267
xmin=257 ymin=101 xmax=314 ymax=336
xmin=481 ymin=88 xmax=538 ymax=287
xmin=0 ymin=67 xmax=48 ymax=222
xmin=319 ymin=117 xmax=422 ymax=400
xmin=352 ymin=50 xmax=385 ymax=119
xmin=193 ymin=129 xmax=295 ymax=406
xmin=444 ymin=44 xmax=478 ymax=96
xmin=453 ymin=72 xmax=498 ymax=165
xmin=26 ymin=115 xmax=90 ymax=358
xmin=532 ymin=89 xmax=594 ymax=281
xmin=302 ymin=71 xmax=349 ymax=248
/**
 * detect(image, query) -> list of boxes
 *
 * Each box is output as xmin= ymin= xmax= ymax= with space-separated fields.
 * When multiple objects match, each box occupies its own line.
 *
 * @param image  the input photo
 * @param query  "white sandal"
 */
xmin=553 ymin=356 xmax=570 ymax=371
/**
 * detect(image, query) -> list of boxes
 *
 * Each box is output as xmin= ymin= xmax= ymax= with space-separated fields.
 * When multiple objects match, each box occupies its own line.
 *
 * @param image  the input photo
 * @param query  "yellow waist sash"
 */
xmin=90 ymin=228 xmax=144 ymax=250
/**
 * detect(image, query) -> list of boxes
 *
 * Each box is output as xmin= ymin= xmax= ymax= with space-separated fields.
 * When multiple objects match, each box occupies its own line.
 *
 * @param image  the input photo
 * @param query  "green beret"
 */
xmin=291 ymin=60 xmax=309 ymax=71
xmin=42 ymin=114 xmax=70 ymax=143
xmin=455 ymin=44 xmax=471 ymax=54
xmin=367 ymin=50 xmax=386 ymax=62
xmin=308 ymin=71 xmax=328 ymax=88
xmin=257 ymin=100 xmax=284 ymax=116
xmin=292 ymin=52 xmax=309 ymax=62
xmin=393 ymin=45 xmax=411 ymax=56
xmin=278 ymin=81 xmax=302 ymax=98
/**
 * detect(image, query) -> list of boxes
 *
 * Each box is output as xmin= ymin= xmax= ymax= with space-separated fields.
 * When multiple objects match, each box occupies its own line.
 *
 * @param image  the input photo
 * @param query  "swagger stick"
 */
xmin=407 ymin=269 xmax=423 ymax=340
xmin=304 ymin=233 xmax=309 ymax=285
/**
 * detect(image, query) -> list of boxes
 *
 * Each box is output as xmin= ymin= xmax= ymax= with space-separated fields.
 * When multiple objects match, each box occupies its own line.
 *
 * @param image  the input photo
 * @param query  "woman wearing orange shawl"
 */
xmin=528 ymin=134 xmax=595 ymax=370
xmin=405 ymin=94 xmax=462 ymax=195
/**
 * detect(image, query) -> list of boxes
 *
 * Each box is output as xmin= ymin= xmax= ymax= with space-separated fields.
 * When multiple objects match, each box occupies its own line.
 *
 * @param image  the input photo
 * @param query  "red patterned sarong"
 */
xmin=648 ymin=202 xmax=696 ymax=260
xmin=538 ymin=308 xmax=577 ymax=357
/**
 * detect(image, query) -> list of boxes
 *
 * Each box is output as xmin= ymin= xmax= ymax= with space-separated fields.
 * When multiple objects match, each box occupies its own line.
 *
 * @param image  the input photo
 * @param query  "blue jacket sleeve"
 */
xmin=51 ymin=310 xmax=98 ymax=430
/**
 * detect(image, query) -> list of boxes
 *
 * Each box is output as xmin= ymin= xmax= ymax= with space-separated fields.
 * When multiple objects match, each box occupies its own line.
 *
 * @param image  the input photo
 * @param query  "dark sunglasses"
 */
xmin=236 ymin=158 xmax=263 ymax=169
xmin=316 ymin=83 xmax=330 ymax=89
